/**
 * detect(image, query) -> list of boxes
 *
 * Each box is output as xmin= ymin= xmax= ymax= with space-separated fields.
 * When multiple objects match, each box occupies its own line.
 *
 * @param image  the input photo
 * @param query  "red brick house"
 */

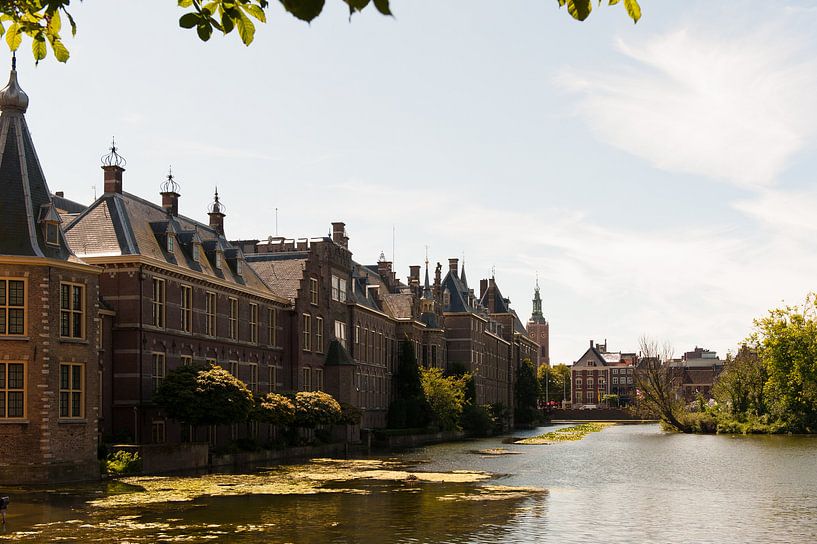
xmin=571 ymin=340 xmax=637 ymax=406
xmin=0 ymin=65 xmax=102 ymax=483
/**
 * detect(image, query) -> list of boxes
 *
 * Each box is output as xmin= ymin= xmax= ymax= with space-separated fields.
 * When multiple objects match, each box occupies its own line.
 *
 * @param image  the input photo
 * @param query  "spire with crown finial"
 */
xmin=531 ymin=273 xmax=544 ymax=321
xmin=208 ymin=187 xmax=226 ymax=235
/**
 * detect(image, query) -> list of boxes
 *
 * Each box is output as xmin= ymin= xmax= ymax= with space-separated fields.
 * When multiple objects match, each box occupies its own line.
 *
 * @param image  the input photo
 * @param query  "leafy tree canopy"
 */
xmin=2 ymin=0 xmax=642 ymax=65
xmin=254 ymin=392 xmax=296 ymax=426
xmin=154 ymin=364 xmax=254 ymax=426
xmin=421 ymin=367 xmax=468 ymax=432
xmin=293 ymin=390 xmax=342 ymax=428
xmin=514 ymin=359 xmax=540 ymax=425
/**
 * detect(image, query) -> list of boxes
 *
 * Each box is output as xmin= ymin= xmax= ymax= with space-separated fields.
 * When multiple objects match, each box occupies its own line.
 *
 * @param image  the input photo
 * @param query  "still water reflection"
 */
xmin=2 ymin=424 xmax=816 ymax=543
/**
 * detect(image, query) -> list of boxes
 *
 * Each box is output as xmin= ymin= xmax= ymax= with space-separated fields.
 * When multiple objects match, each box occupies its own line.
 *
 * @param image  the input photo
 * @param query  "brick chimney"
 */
xmin=480 ymin=279 xmax=488 ymax=300
xmin=332 ymin=222 xmax=348 ymax=248
xmin=208 ymin=188 xmax=226 ymax=236
xmin=409 ymin=265 xmax=420 ymax=287
xmin=448 ymin=258 xmax=459 ymax=278
xmin=101 ymin=139 xmax=126 ymax=194
xmin=160 ymin=169 xmax=181 ymax=216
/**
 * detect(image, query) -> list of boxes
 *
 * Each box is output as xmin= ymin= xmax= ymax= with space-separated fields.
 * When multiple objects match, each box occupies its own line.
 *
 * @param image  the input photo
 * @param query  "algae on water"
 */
xmin=515 ymin=423 xmax=614 ymax=445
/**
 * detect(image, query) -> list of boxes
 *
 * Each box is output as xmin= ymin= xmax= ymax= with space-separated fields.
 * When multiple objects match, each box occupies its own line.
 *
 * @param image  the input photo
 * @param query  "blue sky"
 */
xmin=15 ymin=1 xmax=817 ymax=364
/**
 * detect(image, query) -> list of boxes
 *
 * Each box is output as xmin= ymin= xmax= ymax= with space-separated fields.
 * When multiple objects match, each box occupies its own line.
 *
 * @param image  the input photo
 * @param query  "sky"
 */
xmin=13 ymin=1 xmax=817 ymax=364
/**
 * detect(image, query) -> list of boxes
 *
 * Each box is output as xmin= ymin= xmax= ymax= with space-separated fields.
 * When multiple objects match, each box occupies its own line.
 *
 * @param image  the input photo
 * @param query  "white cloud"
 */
xmin=556 ymin=25 xmax=817 ymax=188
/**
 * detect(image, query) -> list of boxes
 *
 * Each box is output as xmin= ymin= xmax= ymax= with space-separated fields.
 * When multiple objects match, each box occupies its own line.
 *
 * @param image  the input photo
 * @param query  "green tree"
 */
xmin=2 ymin=1 xmax=642 ymax=64
xmin=537 ymin=363 xmax=571 ymax=403
xmin=632 ymin=336 xmax=689 ymax=432
xmin=421 ymin=367 xmax=468 ymax=432
xmin=514 ymin=359 xmax=540 ymax=425
xmin=154 ymin=364 xmax=255 ymax=427
xmin=293 ymin=391 xmax=342 ymax=428
xmin=748 ymin=295 xmax=817 ymax=432
xmin=712 ymin=347 xmax=767 ymax=417
xmin=254 ymin=392 xmax=296 ymax=426
xmin=387 ymin=339 xmax=431 ymax=429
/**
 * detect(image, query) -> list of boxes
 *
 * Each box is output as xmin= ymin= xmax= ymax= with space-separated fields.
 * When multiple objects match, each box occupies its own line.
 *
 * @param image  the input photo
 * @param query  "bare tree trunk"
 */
xmin=634 ymin=336 xmax=690 ymax=432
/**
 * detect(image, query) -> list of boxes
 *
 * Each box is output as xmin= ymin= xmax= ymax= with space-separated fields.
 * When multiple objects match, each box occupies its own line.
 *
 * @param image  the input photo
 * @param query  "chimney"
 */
xmin=160 ymin=168 xmax=181 ymax=216
xmin=409 ymin=265 xmax=421 ymax=286
xmin=448 ymin=258 xmax=459 ymax=278
xmin=101 ymin=139 xmax=126 ymax=194
xmin=378 ymin=260 xmax=392 ymax=278
xmin=590 ymin=340 xmax=594 ymax=348
xmin=55 ymin=191 xmax=64 ymax=197
xmin=208 ymin=188 xmax=226 ymax=236
xmin=331 ymin=222 xmax=348 ymax=248
xmin=480 ymin=279 xmax=488 ymax=299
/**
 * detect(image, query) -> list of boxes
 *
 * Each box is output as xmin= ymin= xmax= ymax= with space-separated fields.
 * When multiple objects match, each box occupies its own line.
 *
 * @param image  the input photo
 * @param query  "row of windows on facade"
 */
xmin=309 ymin=275 xmax=348 ymax=304
xmin=574 ymin=376 xmax=634 ymax=387
xmin=149 ymin=353 xmax=286 ymax=394
xmin=150 ymin=278 xmax=278 ymax=345
xmin=1 ymin=279 xmax=86 ymax=339
xmin=0 ymin=361 xmax=85 ymax=419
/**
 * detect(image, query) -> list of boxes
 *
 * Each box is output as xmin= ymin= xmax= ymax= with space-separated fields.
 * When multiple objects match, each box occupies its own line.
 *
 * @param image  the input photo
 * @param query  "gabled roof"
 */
xmin=64 ymin=190 xmax=270 ymax=291
xmin=0 ymin=67 xmax=83 ymax=263
xmin=246 ymin=255 xmax=307 ymax=301
xmin=479 ymin=278 xmax=511 ymax=314
xmin=381 ymin=293 xmax=414 ymax=320
xmin=441 ymin=269 xmax=481 ymax=314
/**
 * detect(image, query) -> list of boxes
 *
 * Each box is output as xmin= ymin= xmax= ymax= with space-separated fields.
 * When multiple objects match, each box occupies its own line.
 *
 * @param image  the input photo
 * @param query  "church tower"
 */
xmin=526 ymin=277 xmax=550 ymax=367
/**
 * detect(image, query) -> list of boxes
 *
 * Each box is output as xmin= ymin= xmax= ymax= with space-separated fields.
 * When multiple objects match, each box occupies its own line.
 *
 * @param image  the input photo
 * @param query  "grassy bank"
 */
xmin=515 ymin=423 xmax=614 ymax=445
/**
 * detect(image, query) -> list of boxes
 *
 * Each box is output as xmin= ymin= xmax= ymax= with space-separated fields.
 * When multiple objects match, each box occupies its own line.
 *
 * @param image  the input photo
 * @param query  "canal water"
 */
xmin=2 ymin=424 xmax=816 ymax=543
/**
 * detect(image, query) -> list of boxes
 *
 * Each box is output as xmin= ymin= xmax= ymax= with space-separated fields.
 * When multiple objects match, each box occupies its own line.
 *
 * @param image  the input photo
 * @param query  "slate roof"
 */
xmin=64 ymin=190 xmax=271 ymax=292
xmin=245 ymin=255 xmax=307 ymax=301
xmin=441 ymin=270 xmax=481 ymax=314
xmin=0 ymin=68 xmax=83 ymax=263
xmin=381 ymin=293 xmax=414 ymax=319
xmin=478 ymin=279 xmax=511 ymax=314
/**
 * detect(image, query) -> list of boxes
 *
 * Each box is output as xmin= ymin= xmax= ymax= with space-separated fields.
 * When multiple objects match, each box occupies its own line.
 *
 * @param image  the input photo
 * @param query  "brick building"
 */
xmin=526 ymin=279 xmax=550 ymax=367
xmin=570 ymin=340 xmax=637 ymax=406
xmin=669 ymin=347 xmax=724 ymax=401
xmin=0 ymin=66 xmax=102 ymax=483
xmin=63 ymin=160 xmax=289 ymax=446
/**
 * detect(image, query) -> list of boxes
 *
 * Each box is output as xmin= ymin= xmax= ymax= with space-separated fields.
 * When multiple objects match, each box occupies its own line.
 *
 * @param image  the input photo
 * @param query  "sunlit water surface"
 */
xmin=2 ymin=424 xmax=816 ymax=543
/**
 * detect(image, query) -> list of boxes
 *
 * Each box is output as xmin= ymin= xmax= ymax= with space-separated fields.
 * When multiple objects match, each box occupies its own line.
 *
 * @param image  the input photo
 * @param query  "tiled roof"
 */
xmin=64 ymin=190 xmax=271 ymax=292
xmin=381 ymin=293 xmax=414 ymax=319
xmin=247 ymin=256 xmax=307 ymax=301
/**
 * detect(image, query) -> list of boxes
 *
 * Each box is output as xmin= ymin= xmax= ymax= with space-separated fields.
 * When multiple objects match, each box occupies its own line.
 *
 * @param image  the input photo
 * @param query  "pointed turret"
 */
xmin=460 ymin=259 xmax=468 ymax=288
xmin=0 ymin=61 xmax=76 ymax=261
xmin=532 ymin=277 xmax=544 ymax=321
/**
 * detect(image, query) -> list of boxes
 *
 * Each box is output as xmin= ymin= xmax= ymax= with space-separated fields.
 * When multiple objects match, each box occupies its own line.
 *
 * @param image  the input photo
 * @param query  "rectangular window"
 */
xmin=228 ymin=297 xmax=238 ymax=340
xmin=167 ymin=235 xmax=174 ymax=254
xmin=269 ymin=365 xmax=278 ymax=392
xmin=59 ymin=363 xmax=84 ymax=419
xmin=0 ymin=362 xmax=25 ymax=418
xmin=229 ymin=360 xmax=239 ymax=378
xmin=152 ymin=420 xmax=166 ymax=444
xmin=310 ymin=277 xmax=319 ymax=305
xmin=613 ymin=376 xmax=619 ymax=385
xmin=302 ymin=314 xmax=312 ymax=351
xmin=152 ymin=278 xmax=166 ymax=328
xmin=331 ymin=275 xmax=347 ymax=302
xmin=431 ymin=345 xmax=438 ymax=367
xmin=181 ymin=285 xmax=192 ymax=333
xmin=206 ymin=292 xmax=216 ymax=336
xmin=339 ymin=278 xmax=347 ymax=302
xmin=181 ymin=355 xmax=193 ymax=366
xmin=59 ymin=282 xmax=84 ymax=339
xmin=249 ymin=303 xmax=258 ymax=343
xmin=316 ymin=317 xmax=324 ymax=353
xmin=379 ymin=333 xmax=384 ymax=364
xmin=335 ymin=320 xmax=347 ymax=347
xmin=0 ymin=279 xmax=26 ymax=336
xmin=302 ymin=367 xmax=312 ymax=391
xmin=268 ymin=307 xmax=278 ymax=346
xmin=315 ymin=368 xmax=324 ymax=392
xmin=152 ymin=352 xmax=166 ymax=392
xmin=249 ymin=362 xmax=258 ymax=392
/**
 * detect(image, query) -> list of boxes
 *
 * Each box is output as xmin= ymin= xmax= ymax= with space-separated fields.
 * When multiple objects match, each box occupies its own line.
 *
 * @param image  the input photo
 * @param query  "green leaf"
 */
xmin=197 ymin=22 xmax=213 ymax=41
xmin=179 ymin=13 xmax=200 ymax=29
xmin=32 ymin=36 xmax=47 ymax=63
xmin=243 ymin=4 xmax=267 ymax=22
xmin=235 ymin=11 xmax=255 ymax=45
xmin=64 ymin=10 xmax=77 ymax=36
xmin=279 ymin=0 xmax=326 ymax=22
xmin=344 ymin=0 xmax=371 ymax=12
xmin=47 ymin=11 xmax=61 ymax=35
xmin=221 ymin=12 xmax=235 ymax=34
xmin=623 ymin=0 xmax=641 ymax=23
xmin=178 ymin=0 xmax=194 ymax=6
xmin=373 ymin=0 xmax=392 ymax=16
xmin=51 ymin=37 xmax=70 ymax=62
xmin=5 ymin=23 xmax=22 ymax=51
xmin=608 ymin=0 xmax=620 ymax=4
xmin=567 ymin=0 xmax=592 ymax=21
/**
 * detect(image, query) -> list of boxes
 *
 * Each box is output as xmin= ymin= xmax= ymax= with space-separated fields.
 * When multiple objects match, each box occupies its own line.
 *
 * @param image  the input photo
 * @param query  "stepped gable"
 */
xmin=0 ymin=64 xmax=82 ymax=263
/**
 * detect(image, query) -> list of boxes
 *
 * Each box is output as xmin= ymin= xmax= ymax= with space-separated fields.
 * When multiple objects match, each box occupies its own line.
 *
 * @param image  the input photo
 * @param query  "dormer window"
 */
xmin=236 ymin=259 xmax=242 ymax=276
xmin=192 ymin=243 xmax=200 ymax=263
xmin=167 ymin=235 xmax=175 ymax=254
xmin=46 ymin=222 xmax=59 ymax=246
xmin=215 ymin=251 xmax=222 ymax=270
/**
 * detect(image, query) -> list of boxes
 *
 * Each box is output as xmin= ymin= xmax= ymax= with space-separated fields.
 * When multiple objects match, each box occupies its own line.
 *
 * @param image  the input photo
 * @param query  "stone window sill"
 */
xmin=58 ymin=418 xmax=87 ymax=424
xmin=0 ymin=336 xmax=29 ymax=341
xmin=0 ymin=419 xmax=29 ymax=424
